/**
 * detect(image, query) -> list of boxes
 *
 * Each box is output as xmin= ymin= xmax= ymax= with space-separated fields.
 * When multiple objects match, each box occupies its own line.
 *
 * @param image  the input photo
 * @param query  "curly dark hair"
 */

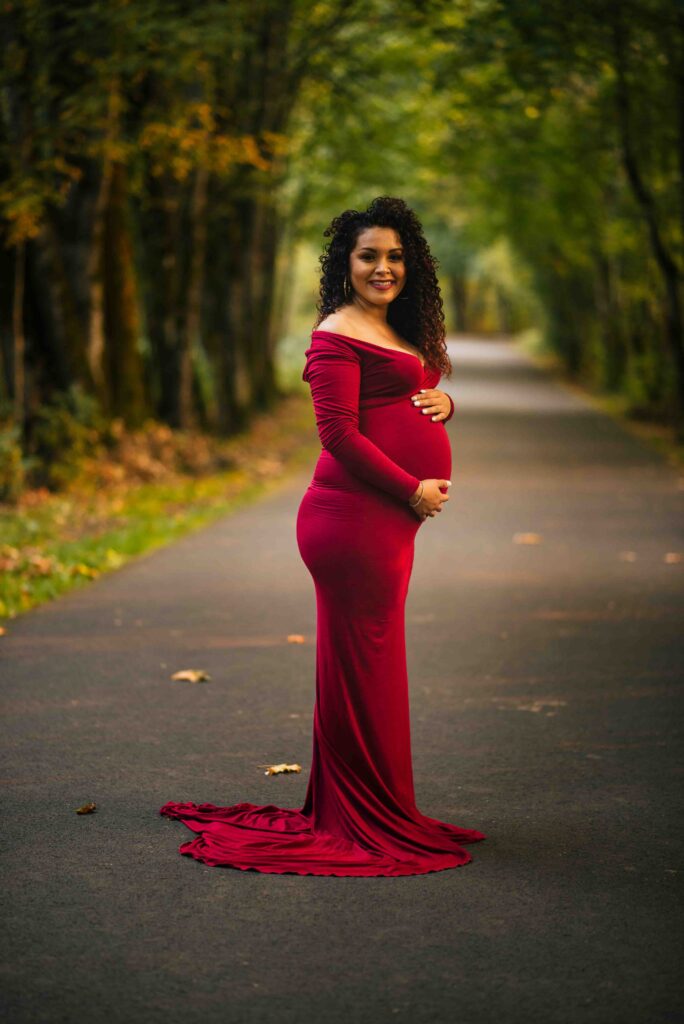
xmin=313 ymin=196 xmax=451 ymax=377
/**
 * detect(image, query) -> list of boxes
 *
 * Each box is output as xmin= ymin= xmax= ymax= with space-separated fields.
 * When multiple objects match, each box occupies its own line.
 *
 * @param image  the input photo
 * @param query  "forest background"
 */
xmin=1 ymin=0 xmax=682 ymax=616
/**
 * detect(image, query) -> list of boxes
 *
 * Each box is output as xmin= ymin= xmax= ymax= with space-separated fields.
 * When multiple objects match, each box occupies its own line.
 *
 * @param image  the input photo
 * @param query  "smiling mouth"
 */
xmin=369 ymin=280 xmax=395 ymax=290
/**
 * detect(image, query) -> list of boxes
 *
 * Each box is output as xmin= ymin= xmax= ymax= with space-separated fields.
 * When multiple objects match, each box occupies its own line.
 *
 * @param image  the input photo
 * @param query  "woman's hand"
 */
xmin=408 ymin=479 xmax=451 ymax=520
xmin=410 ymin=388 xmax=451 ymax=421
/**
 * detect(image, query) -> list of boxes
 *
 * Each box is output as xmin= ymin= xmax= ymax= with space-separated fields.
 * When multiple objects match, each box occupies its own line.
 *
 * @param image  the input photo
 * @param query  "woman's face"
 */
xmin=348 ymin=226 xmax=406 ymax=308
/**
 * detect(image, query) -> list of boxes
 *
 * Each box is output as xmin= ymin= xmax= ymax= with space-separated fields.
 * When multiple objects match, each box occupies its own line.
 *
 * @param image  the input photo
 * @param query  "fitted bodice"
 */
xmin=309 ymin=330 xmax=438 ymax=403
xmin=303 ymin=331 xmax=452 ymax=496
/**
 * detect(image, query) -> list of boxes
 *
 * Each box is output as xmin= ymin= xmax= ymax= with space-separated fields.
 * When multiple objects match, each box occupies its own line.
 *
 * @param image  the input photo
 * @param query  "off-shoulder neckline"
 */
xmin=311 ymin=329 xmax=426 ymax=370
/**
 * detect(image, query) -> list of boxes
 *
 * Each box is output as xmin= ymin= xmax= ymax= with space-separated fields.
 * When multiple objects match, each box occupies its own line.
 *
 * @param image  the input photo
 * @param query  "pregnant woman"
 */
xmin=159 ymin=196 xmax=486 ymax=875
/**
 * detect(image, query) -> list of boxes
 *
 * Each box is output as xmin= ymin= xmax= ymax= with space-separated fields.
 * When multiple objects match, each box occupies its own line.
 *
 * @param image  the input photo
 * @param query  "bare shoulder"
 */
xmin=315 ymin=312 xmax=354 ymax=334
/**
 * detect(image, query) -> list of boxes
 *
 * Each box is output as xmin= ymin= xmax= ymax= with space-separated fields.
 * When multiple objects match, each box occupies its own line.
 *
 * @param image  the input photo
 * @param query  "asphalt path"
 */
xmin=1 ymin=336 xmax=682 ymax=1024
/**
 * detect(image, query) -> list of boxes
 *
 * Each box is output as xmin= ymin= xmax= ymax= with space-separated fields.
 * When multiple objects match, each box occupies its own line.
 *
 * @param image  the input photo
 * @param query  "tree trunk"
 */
xmin=179 ymin=165 xmax=209 ymax=429
xmin=86 ymin=159 xmax=114 ymax=407
xmin=87 ymin=79 xmax=122 ymax=407
xmin=613 ymin=18 xmax=684 ymax=432
xmin=103 ymin=161 xmax=147 ymax=425
xmin=12 ymin=241 xmax=25 ymax=427
xmin=449 ymin=274 xmax=468 ymax=332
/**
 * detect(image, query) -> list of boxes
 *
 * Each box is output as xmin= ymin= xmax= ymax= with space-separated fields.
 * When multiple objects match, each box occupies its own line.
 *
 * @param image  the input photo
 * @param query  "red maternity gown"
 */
xmin=159 ymin=330 xmax=486 ymax=875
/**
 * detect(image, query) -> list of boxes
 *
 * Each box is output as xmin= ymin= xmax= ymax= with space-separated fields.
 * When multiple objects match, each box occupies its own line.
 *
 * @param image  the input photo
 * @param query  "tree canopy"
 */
xmin=1 ymin=0 xmax=682 ymax=491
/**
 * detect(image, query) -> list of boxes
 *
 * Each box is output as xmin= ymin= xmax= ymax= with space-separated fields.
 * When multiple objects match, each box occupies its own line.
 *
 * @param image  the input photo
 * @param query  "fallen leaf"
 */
xmin=75 ymin=802 xmax=97 ymax=814
xmin=73 ymin=563 xmax=100 ymax=578
xmin=171 ymin=669 xmax=211 ymax=683
xmin=513 ymin=532 xmax=543 ymax=544
xmin=664 ymin=552 xmax=681 ymax=564
xmin=257 ymin=763 xmax=302 ymax=776
xmin=619 ymin=551 xmax=637 ymax=562
xmin=28 ymin=554 xmax=56 ymax=575
xmin=287 ymin=634 xmax=305 ymax=643
xmin=0 ymin=626 xmax=5 ymax=636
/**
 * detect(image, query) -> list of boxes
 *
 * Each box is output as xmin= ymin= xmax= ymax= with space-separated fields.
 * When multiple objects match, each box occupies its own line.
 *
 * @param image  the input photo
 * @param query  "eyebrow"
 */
xmin=357 ymin=246 xmax=404 ymax=252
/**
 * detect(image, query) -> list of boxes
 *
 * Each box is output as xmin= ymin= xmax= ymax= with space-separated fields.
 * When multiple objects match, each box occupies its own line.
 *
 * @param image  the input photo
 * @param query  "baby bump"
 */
xmin=359 ymin=399 xmax=452 ymax=483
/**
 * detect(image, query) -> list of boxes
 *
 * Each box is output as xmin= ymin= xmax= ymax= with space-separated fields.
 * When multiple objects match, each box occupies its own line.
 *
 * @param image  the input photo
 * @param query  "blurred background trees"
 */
xmin=1 ymin=0 xmax=682 ymax=500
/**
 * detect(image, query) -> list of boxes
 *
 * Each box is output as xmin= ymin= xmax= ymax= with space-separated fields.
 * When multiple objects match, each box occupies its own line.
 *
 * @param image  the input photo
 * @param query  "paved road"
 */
xmin=2 ymin=337 xmax=682 ymax=1024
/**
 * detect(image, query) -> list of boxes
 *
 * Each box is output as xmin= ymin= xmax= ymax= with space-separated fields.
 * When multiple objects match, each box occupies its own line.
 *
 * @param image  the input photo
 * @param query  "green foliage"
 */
xmin=279 ymin=0 xmax=683 ymax=426
xmin=1 ymin=0 xmax=682 ymax=474
xmin=0 ymin=421 xmax=26 ymax=503
xmin=426 ymin=0 xmax=683 ymax=413
xmin=29 ymin=385 xmax=106 ymax=489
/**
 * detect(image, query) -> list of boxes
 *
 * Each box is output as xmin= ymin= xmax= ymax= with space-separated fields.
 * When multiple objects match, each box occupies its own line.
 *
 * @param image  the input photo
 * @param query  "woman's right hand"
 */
xmin=408 ymin=479 xmax=451 ymax=519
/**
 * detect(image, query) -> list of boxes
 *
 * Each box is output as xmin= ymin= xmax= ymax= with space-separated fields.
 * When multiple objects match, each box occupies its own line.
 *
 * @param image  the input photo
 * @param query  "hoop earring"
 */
xmin=344 ymin=273 xmax=352 ymax=302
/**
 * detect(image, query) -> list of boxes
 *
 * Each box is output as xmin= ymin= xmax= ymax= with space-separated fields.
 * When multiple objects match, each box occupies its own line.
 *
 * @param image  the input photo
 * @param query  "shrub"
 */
xmin=28 ymin=385 xmax=106 ymax=490
xmin=0 ymin=421 xmax=26 ymax=503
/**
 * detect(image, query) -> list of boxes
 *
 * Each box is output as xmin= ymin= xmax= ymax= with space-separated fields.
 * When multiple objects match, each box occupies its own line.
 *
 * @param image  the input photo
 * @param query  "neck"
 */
xmin=350 ymin=295 xmax=389 ymax=323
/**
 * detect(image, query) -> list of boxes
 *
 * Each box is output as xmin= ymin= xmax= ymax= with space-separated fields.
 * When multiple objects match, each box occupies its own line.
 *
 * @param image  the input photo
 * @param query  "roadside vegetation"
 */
xmin=0 ymin=387 xmax=317 ymax=623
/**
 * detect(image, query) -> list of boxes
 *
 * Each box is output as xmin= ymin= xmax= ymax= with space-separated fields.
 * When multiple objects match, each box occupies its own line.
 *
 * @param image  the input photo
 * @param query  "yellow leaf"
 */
xmin=257 ymin=763 xmax=302 ymax=776
xmin=170 ymin=669 xmax=211 ymax=683
xmin=75 ymin=802 xmax=97 ymax=814
xmin=513 ymin=532 xmax=543 ymax=544
xmin=73 ymin=563 xmax=99 ymax=578
xmin=287 ymin=634 xmax=305 ymax=644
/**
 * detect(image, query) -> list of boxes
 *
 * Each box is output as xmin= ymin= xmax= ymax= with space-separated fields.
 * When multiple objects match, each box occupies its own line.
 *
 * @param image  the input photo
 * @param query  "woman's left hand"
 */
xmin=410 ymin=388 xmax=451 ymax=422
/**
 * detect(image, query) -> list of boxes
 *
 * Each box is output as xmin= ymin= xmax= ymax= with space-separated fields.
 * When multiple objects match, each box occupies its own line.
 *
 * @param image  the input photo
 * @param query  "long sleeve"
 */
xmin=302 ymin=338 xmax=422 ymax=502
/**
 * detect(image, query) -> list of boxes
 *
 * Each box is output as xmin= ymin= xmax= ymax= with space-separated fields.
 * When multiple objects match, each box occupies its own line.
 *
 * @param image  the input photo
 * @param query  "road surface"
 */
xmin=2 ymin=336 xmax=682 ymax=1024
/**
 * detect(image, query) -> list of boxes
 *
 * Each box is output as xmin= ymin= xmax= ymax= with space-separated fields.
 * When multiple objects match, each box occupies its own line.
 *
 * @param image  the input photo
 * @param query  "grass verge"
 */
xmin=0 ymin=392 xmax=318 ymax=627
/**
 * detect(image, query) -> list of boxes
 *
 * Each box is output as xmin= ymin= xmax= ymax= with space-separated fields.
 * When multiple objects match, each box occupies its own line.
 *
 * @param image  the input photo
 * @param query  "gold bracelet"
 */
xmin=408 ymin=482 xmax=424 ymax=508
